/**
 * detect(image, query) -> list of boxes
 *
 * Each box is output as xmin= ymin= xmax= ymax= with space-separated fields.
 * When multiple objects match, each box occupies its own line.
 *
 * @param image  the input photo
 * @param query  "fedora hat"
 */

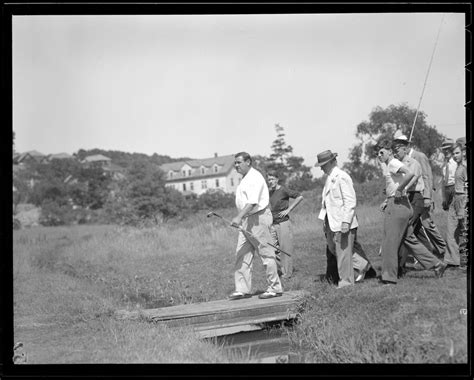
xmin=441 ymin=138 xmax=454 ymax=150
xmin=315 ymin=150 xmax=338 ymax=167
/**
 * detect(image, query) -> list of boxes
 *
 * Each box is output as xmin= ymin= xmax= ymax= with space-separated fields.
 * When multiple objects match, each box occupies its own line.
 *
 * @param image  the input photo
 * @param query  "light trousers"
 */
xmin=234 ymin=208 xmax=283 ymax=294
xmin=324 ymin=220 xmax=355 ymax=288
xmin=444 ymin=194 xmax=467 ymax=266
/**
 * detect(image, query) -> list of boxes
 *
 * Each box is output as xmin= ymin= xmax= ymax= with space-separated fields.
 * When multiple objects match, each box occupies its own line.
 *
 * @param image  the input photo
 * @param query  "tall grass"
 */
xmin=13 ymin=203 xmax=467 ymax=363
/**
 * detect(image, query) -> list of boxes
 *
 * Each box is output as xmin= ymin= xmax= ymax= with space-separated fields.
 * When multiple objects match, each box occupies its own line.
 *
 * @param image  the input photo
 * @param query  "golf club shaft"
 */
xmin=209 ymin=212 xmax=291 ymax=257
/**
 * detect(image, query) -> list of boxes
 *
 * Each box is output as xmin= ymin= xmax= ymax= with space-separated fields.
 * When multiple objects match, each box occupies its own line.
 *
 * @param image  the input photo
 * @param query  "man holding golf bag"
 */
xmin=228 ymin=152 xmax=283 ymax=300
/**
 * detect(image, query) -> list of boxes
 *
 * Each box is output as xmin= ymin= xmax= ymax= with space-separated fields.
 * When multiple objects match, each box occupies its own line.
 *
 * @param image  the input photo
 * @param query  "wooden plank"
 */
xmin=115 ymin=290 xmax=308 ymax=338
xmin=115 ymin=290 xmax=307 ymax=322
xmin=194 ymin=311 xmax=298 ymax=338
xmin=154 ymin=302 xmax=297 ymax=327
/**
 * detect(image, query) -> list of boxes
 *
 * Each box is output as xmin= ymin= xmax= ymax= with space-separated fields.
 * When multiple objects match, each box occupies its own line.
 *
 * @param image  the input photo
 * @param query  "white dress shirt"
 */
xmin=235 ymin=167 xmax=269 ymax=214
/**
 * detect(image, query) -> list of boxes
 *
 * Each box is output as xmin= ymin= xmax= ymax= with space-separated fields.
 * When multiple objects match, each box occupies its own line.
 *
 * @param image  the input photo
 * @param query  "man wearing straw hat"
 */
xmin=315 ymin=150 xmax=364 ymax=288
xmin=393 ymin=130 xmax=447 ymax=263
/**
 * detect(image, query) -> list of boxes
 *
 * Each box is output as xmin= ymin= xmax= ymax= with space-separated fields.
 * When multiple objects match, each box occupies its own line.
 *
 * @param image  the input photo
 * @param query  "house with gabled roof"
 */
xmin=13 ymin=150 xmax=47 ymax=165
xmin=160 ymin=153 xmax=241 ymax=195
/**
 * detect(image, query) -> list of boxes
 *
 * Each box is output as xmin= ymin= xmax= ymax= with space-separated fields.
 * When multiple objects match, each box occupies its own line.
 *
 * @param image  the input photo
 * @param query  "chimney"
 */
xmin=214 ymin=153 xmax=218 ymax=158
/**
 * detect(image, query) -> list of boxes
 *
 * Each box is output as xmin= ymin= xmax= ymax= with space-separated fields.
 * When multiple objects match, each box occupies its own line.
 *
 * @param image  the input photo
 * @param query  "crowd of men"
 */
xmin=225 ymin=132 xmax=468 ymax=298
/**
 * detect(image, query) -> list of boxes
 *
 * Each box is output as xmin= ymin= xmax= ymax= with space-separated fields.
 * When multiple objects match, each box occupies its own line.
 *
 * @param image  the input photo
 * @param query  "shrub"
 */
xmin=39 ymin=200 xmax=74 ymax=226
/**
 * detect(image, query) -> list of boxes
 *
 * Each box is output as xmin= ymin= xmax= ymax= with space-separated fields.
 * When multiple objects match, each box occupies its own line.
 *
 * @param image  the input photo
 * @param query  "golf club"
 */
xmin=206 ymin=211 xmax=291 ymax=257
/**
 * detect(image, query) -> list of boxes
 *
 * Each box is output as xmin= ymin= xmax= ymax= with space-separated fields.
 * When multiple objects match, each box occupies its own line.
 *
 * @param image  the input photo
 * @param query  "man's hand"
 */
xmin=341 ymin=222 xmax=350 ymax=234
xmin=277 ymin=209 xmax=290 ymax=218
xmin=231 ymin=216 xmax=242 ymax=227
xmin=423 ymin=198 xmax=432 ymax=209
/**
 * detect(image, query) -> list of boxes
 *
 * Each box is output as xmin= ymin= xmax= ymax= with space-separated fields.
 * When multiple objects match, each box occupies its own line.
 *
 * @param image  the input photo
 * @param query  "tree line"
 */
xmin=13 ymin=103 xmax=447 ymax=228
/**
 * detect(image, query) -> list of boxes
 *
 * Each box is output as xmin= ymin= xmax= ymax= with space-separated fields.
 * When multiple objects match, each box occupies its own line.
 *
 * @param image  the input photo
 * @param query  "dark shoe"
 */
xmin=397 ymin=266 xmax=407 ymax=279
xmin=258 ymin=291 xmax=283 ymax=299
xmin=446 ymin=264 xmax=461 ymax=269
xmin=228 ymin=291 xmax=252 ymax=300
xmin=379 ymin=279 xmax=396 ymax=285
xmin=434 ymin=261 xmax=448 ymax=278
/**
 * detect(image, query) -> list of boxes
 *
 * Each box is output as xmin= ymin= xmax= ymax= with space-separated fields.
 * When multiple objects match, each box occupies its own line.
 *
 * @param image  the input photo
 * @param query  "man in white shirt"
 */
xmin=316 ymin=150 xmax=359 ymax=288
xmin=228 ymin=152 xmax=283 ymax=300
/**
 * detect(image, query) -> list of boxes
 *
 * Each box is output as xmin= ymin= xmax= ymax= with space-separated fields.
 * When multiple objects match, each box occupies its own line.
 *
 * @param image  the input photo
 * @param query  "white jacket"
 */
xmin=318 ymin=166 xmax=358 ymax=232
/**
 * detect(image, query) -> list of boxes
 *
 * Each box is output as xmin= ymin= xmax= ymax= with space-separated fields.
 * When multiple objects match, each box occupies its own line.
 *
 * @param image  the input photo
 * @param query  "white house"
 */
xmin=160 ymin=154 xmax=241 ymax=195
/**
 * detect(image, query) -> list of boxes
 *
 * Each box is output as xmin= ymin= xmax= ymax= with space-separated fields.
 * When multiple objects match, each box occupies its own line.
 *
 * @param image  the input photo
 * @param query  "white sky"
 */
xmin=12 ymin=13 xmax=466 ymax=176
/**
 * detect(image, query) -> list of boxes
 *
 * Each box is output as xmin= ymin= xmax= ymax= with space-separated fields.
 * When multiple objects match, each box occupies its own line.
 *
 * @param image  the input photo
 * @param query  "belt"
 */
xmin=445 ymin=184 xmax=455 ymax=187
xmin=248 ymin=206 xmax=268 ymax=217
xmin=408 ymin=191 xmax=421 ymax=194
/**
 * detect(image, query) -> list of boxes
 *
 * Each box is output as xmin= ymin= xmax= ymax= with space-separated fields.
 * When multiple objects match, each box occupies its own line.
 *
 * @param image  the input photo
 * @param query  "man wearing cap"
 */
xmin=316 ymin=150 xmax=362 ymax=288
xmin=393 ymin=130 xmax=447 ymax=260
xmin=228 ymin=152 xmax=283 ymax=300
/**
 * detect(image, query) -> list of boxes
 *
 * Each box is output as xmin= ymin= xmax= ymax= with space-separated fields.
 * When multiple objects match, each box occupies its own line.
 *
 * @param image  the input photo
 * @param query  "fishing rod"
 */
xmin=408 ymin=14 xmax=445 ymax=143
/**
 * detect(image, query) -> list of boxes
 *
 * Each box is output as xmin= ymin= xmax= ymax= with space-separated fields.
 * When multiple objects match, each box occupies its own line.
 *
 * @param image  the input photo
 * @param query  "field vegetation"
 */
xmin=13 ymin=194 xmax=468 ymax=364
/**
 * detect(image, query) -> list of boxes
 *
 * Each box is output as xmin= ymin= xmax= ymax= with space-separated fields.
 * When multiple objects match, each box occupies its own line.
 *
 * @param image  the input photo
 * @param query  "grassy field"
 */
xmin=12 ymin=199 xmax=468 ymax=364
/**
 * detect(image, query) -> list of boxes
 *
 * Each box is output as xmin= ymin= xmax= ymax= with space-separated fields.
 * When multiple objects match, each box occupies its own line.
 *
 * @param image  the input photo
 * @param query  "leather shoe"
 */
xmin=228 ymin=291 xmax=252 ymax=300
xmin=434 ymin=261 xmax=448 ymax=278
xmin=258 ymin=291 xmax=283 ymax=299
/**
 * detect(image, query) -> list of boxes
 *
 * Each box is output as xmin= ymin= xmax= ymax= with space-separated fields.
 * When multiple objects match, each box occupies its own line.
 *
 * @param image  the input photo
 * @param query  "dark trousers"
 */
xmin=400 ymin=192 xmax=447 ymax=265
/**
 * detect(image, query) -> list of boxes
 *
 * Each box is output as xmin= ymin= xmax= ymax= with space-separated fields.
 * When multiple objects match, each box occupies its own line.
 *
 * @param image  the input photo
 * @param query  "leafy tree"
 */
xmin=108 ymin=159 xmax=188 ymax=224
xmin=343 ymin=103 xmax=445 ymax=182
xmin=263 ymin=124 xmax=313 ymax=189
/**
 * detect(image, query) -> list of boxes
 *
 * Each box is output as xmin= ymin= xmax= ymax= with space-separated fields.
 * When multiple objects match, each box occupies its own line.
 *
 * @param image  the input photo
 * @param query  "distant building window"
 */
xmin=182 ymin=170 xmax=186 ymax=177
xmin=183 ymin=183 xmax=187 ymax=191
xmin=169 ymin=172 xmax=173 ymax=179
xmin=190 ymin=182 xmax=194 ymax=191
xmin=215 ymin=179 xmax=220 ymax=187
xmin=201 ymin=167 xmax=205 ymax=174
xmin=230 ymin=178 xmax=234 ymax=186
xmin=188 ymin=170 xmax=192 ymax=176
xmin=214 ymin=165 xmax=218 ymax=173
xmin=201 ymin=180 xmax=207 ymax=189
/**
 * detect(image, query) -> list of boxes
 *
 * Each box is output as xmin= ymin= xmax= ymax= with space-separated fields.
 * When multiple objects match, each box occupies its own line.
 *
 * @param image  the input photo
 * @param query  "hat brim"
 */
xmin=314 ymin=154 xmax=338 ymax=167
xmin=393 ymin=138 xmax=409 ymax=144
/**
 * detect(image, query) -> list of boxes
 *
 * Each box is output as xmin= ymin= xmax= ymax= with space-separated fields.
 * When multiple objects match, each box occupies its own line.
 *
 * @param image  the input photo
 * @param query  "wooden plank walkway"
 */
xmin=115 ymin=290 xmax=309 ymax=338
